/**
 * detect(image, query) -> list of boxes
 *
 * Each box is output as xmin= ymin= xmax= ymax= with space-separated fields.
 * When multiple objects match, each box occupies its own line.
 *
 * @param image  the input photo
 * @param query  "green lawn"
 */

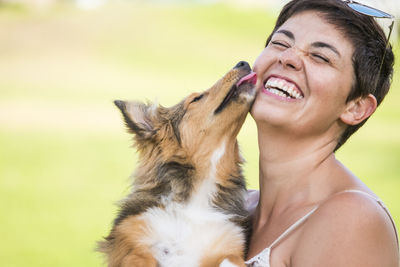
xmin=0 ymin=2 xmax=398 ymax=266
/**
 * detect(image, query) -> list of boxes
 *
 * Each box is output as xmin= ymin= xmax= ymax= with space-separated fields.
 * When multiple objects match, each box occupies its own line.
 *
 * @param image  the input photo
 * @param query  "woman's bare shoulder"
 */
xmin=292 ymin=191 xmax=399 ymax=266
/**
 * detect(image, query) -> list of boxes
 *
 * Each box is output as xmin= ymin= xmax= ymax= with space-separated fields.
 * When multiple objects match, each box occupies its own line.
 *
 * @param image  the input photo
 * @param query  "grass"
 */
xmin=0 ymin=130 xmax=134 ymax=266
xmin=0 ymin=2 xmax=398 ymax=266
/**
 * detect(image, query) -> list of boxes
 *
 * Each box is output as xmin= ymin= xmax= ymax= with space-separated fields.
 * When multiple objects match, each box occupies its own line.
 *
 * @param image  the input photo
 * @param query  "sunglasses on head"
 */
xmin=343 ymin=0 xmax=395 ymax=72
xmin=344 ymin=0 xmax=394 ymax=40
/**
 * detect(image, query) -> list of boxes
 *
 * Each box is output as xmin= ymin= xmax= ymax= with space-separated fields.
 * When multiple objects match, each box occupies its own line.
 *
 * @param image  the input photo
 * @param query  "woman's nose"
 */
xmin=278 ymin=47 xmax=303 ymax=71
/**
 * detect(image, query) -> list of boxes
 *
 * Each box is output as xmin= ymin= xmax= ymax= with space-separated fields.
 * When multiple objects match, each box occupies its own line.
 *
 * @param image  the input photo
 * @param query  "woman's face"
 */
xmin=251 ymin=11 xmax=355 ymax=137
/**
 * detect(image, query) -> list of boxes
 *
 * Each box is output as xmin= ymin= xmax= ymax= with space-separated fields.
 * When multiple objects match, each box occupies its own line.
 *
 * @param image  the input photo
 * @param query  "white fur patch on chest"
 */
xmin=137 ymin=141 xmax=244 ymax=266
xmin=140 ymin=202 xmax=242 ymax=266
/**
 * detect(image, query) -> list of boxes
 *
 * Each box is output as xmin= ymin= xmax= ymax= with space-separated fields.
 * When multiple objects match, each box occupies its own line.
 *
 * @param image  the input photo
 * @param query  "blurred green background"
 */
xmin=0 ymin=1 xmax=398 ymax=266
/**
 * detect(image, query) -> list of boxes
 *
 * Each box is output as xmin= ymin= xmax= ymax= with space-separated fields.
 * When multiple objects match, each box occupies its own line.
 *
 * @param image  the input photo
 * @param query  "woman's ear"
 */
xmin=340 ymin=94 xmax=377 ymax=126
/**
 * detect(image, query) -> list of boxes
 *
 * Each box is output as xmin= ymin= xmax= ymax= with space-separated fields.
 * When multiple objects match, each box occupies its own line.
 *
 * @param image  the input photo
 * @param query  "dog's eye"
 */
xmin=190 ymin=94 xmax=204 ymax=104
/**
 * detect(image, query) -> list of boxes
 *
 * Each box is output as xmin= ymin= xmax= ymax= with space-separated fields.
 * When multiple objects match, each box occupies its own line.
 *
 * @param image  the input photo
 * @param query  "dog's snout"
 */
xmin=234 ymin=61 xmax=251 ymax=72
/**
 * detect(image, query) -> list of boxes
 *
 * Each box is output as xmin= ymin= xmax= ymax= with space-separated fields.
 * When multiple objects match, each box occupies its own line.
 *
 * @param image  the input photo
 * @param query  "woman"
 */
xmin=245 ymin=0 xmax=399 ymax=266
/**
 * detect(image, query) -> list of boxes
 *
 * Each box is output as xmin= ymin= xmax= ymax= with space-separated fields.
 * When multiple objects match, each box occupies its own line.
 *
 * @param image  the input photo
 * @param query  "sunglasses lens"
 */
xmin=348 ymin=3 xmax=393 ymax=18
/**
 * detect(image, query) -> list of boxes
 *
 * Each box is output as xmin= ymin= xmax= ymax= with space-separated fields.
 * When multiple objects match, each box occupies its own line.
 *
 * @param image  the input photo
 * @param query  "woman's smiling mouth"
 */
xmin=263 ymin=76 xmax=304 ymax=100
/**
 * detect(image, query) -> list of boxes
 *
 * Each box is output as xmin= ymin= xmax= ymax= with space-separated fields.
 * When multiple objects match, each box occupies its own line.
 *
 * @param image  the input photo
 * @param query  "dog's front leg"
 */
xmin=119 ymin=251 xmax=157 ymax=267
xmin=105 ymin=216 xmax=158 ymax=267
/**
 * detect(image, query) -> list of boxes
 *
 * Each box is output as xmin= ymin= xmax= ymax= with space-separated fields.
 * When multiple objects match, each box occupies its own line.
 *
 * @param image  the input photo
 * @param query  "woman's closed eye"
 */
xmin=271 ymin=40 xmax=291 ymax=49
xmin=310 ymin=53 xmax=330 ymax=63
xmin=271 ymin=39 xmax=332 ymax=64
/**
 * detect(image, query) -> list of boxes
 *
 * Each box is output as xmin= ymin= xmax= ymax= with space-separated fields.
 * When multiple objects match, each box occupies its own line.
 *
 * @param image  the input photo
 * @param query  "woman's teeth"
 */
xmin=264 ymin=77 xmax=303 ymax=99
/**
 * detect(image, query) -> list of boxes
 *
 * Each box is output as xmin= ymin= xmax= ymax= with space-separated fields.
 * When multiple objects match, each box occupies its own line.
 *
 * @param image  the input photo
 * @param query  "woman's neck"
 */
xmin=255 ymin=126 xmax=340 ymax=226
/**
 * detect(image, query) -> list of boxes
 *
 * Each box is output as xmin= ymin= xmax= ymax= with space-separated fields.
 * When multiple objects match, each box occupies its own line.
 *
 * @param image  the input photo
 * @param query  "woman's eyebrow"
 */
xmin=275 ymin=29 xmax=295 ymax=40
xmin=311 ymin=42 xmax=341 ymax=57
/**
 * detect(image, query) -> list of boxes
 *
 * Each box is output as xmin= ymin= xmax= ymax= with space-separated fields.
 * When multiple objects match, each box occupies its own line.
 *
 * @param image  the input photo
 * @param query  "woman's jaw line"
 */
xmin=254 ymin=120 xmax=340 ymax=162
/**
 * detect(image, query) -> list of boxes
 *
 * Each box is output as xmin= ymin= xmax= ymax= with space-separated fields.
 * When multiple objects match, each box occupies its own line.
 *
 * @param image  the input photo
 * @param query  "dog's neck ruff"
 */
xmin=137 ymin=141 xmax=246 ymax=267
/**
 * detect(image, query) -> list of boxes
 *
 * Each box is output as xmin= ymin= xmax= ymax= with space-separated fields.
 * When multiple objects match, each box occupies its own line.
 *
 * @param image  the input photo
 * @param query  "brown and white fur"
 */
xmin=99 ymin=61 xmax=257 ymax=267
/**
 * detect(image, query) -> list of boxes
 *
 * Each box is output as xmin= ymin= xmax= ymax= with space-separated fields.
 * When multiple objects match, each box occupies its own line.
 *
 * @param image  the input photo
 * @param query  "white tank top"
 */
xmin=245 ymin=190 xmax=399 ymax=267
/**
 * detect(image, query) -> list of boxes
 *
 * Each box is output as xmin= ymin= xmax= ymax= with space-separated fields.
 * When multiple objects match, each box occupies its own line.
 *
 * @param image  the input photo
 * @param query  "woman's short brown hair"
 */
xmin=265 ymin=0 xmax=394 ymax=151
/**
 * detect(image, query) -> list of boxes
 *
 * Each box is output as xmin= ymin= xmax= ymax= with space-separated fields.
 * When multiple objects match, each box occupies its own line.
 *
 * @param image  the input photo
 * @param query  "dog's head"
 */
xmin=115 ymin=61 xmax=256 ymax=175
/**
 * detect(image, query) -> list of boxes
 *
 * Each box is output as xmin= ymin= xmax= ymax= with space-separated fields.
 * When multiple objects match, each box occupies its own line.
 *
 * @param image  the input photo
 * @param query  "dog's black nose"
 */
xmin=234 ymin=61 xmax=251 ymax=72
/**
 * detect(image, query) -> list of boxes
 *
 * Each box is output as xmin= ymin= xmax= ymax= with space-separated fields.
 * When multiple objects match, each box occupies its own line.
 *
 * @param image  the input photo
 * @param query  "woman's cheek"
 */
xmin=252 ymin=48 xmax=272 ymax=74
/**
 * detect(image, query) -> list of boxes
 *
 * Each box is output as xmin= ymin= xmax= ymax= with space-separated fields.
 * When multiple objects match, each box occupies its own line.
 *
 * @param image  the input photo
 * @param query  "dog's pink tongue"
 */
xmin=236 ymin=72 xmax=257 ymax=87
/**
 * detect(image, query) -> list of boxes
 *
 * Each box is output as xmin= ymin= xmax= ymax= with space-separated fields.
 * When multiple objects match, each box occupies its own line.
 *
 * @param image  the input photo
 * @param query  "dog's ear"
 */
xmin=114 ymin=100 xmax=156 ymax=139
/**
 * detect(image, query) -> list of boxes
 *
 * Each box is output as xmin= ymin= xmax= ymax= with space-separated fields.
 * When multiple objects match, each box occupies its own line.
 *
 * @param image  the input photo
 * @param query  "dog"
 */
xmin=98 ymin=61 xmax=257 ymax=267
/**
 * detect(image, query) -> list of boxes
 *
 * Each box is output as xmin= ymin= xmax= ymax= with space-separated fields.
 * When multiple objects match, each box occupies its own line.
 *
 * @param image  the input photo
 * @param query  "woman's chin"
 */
xmin=250 ymin=97 xmax=284 ymax=126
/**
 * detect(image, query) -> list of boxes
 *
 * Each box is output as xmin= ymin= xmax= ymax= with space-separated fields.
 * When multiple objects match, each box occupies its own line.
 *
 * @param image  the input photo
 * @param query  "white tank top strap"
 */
xmin=245 ymin=189 xmax=398 ymax=266
xmin=268 ymin=206 xmax=318 ymax=249
xmin=268 ymin=189 xmax=399 ymax=249
xmin=245 ymin=206 xmax=319 ymax=266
